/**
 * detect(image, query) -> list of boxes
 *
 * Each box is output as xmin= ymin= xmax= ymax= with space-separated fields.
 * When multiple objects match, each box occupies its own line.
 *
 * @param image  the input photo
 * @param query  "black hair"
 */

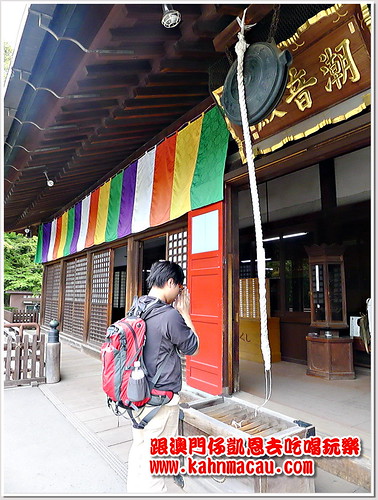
xmin=146 ymin=260 xmax=185 ymax=289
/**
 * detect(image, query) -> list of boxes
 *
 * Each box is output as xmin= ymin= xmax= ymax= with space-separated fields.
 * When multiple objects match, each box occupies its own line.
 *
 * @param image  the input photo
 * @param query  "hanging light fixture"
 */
xmin=161 ymin=4 xmax=181 ymax=28
xmin=44 ymin=171 xmax=54 ymax=187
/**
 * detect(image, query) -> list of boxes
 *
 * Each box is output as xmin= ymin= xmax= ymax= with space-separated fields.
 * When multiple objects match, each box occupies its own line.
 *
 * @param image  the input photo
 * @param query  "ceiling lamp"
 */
xmin=44 ymin=171 xmax=54 ymax=187
xmin=161 ymin=4 xmax=181 ymax=28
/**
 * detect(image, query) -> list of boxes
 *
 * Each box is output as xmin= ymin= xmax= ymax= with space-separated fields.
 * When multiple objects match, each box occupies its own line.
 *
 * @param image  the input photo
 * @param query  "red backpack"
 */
xmin=101 ymin=297 xmax=173 ymax=428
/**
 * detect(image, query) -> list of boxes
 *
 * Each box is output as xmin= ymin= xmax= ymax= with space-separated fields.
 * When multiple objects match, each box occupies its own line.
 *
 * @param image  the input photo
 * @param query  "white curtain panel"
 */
xmin=131 ymin=147 xmax=157 ymax=234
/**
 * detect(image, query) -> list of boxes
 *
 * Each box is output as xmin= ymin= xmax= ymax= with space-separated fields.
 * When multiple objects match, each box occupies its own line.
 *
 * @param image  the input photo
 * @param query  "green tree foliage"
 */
xmin=4 ymin=232 xmax=43 ymax=294
xmin=3 ymin=41 xmax=14 ymax=83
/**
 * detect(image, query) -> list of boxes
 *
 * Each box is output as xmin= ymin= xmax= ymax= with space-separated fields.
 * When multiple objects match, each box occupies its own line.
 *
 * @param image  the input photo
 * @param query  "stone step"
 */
xmin=315 ymin=454 xmax=371 ymax=491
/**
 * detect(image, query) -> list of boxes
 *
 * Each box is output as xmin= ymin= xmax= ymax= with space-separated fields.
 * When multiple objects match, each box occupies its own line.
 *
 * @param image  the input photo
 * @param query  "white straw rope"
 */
xmin=234 ymin=10 xmax=272 ymax=409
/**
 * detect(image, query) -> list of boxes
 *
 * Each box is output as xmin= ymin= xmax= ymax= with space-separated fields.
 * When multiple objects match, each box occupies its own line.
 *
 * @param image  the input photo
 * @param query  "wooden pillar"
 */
xmin=319 ymin=158 xmax=337 ymax=211
xmin=225 ymin=184 xmax=240 ymax=394
xmin=319 ymin=159 xmax=338 ymax=244
xmin=57 ymin=261 xmax=65 ymax=327
xmin=107 ymin=249 xmax=115 ymax=324
xmin=125 ymin=237 xmax=141 ymax=311
xmin=83 ymin=252 xmax=92 ymax=343
xmin=40 ymin=265 xmax=48 ymax=327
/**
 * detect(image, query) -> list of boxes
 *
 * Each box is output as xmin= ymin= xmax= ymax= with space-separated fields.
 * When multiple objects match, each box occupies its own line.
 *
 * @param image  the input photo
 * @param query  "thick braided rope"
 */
xmin=235 ymin=24 xmax=272 ymax=381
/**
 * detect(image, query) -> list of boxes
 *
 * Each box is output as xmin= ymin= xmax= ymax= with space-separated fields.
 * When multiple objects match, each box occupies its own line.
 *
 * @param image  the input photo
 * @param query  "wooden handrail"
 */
xmin=3 ymin=322 xmax=41 ymax=339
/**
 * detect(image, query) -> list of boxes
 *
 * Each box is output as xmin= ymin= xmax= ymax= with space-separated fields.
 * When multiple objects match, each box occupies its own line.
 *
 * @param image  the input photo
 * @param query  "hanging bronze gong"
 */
xmin=221 ymin=42 xmax=293 ymax=126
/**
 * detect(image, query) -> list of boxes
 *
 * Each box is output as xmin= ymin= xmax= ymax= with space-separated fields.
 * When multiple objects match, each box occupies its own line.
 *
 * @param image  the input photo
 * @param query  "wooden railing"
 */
xmin=3 ymin=324 xmax=45 ymax=387
xmin=4 ymin=322 xmax=41 ymax=339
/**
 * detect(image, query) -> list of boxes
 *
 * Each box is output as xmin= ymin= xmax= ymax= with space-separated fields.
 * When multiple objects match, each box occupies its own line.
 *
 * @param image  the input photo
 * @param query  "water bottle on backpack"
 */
xmin=131 ymin=360 xmax=144 ymax=380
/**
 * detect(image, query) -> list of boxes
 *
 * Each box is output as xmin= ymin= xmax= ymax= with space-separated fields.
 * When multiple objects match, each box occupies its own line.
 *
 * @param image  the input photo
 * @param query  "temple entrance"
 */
xmin=111 ymin=246 xmax=127 ymax=322
xmin=229 ymin=148 xmax=371 ymax=394
xmin=141 ymin=235 xmax=167 ymax=295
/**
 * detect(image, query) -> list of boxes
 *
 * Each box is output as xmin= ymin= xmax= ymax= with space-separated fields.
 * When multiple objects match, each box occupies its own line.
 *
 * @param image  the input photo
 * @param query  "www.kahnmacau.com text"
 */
xmin=150 ymin=457 xmax=315 ymax=477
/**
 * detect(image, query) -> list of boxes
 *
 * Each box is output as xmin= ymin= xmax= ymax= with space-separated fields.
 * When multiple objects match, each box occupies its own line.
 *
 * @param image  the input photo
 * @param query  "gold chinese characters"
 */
xmin=319 ymin=38 xmax=361 ymax=92
xmin=286 ymin=68 xmax=318 ymax=111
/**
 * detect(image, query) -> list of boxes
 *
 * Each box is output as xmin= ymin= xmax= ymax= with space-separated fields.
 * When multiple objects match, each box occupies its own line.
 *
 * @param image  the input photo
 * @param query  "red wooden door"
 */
xmin=186 ymin=201 xmax=224 ymax=395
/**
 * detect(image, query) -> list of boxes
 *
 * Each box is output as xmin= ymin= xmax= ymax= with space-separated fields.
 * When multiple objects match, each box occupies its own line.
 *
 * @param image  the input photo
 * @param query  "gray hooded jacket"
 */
xmin=138 ymin=295 xmax=198 ymax=393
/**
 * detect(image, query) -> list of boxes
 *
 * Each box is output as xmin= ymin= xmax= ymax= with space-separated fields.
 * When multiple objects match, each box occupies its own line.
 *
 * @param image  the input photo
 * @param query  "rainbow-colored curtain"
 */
xmin=35 ymin=106 xmax=229 ymax=263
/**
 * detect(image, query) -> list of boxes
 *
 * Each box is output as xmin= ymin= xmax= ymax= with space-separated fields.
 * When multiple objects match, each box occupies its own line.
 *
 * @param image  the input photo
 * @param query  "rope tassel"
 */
xmin=235 ymin=10 xmax=272 ymax=407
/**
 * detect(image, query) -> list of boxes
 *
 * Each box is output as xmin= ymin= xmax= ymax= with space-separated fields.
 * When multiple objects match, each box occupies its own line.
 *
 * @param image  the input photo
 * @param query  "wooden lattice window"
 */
xmin=113 ymin=268 xmax=126 ymax=309
xmin=43 ymin=263 xmax=61 ymax=327
xmin=167 ymin=229 xmax=188 ymax=381
xmin=88 ymin=250 xmax=111 ymax=345
xmin=239 ymin=278 xmax=271 ymax=319
xmin=167 ymin=230 xmax=188 ymax=281
xmin=62 ymin=256 xmax=88 ymax=339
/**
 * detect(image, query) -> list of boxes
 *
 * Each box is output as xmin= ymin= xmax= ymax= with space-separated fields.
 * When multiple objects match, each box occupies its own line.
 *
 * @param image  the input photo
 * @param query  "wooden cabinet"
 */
xmin=305 ymin=244 xmax=348 ymax=334
xmin=306 ymin=335 xmax=355 ymax=380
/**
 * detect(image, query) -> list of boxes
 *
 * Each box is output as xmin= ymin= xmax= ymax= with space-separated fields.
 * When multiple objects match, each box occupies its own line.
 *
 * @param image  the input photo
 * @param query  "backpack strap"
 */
xmin=128 ymin=296 xmax=161 ymax=320
xmin=126 ymin=392 xmax=173 ymax=429
xmin=140 ymin=297 xmax=162 ymax=320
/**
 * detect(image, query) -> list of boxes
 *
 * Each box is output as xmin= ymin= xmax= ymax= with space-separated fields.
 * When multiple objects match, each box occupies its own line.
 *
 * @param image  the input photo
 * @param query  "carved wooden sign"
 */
xmin=213 ymin=4 xmax=371 ymax=159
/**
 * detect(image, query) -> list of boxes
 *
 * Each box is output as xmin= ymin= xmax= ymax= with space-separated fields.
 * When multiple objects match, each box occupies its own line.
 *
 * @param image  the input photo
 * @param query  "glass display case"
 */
xmin=305 ymin=244 xmax=348 ymax=335
xmin=305 ymin=245 xmax=354 ymax=379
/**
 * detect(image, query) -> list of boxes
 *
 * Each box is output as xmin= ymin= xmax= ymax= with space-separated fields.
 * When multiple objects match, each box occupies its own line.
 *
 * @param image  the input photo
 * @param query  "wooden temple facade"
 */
xmin=4 ymin=4 xmax=371 ymax=396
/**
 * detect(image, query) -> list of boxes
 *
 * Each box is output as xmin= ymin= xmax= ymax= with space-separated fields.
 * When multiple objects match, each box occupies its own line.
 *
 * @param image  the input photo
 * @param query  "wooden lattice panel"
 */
xmin=119 ymin=271 xmax=126 ymax=309
xmin=43 ymin=263 xmax=61 ymax=327
xmin=113 ymin=272 xmax=120 ymax=308
xmin=113 ymin=269 xmax=126 ymax=309
xmin=167 ymin=229 xmax=188 ymax=382
xmin=62 ymin=257 xmax=87 ymax=339
xmin=88 ymin=250 xmax=111 ymax=345
xmin=239 ymin=278 xmax=271 ymax=319
xmin=167 ymin=230 xmax=188 ymax=279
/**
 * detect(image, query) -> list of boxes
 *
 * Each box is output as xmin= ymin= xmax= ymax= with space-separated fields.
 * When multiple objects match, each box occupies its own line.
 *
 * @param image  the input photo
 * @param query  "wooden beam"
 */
xmin=146 ymin=73 xmax=209 ymax=86
xmin=85 ymin=60 xmax=151 ymax=76
xmin=225 ymin=112 xmax=371 ymax=185
xmin=106 ymin=115 xmax=181 ymax=126
xmin=60 ymin=100 xmax=118 ymax=113
xmin=122 ymin=96 xmax=201 ymax=109
xmin=193 ymin=17 xmax=234 ymax=37
xmin=159 ymin=57 xmax=217 ymax=72
xmin=93 ymin=43 xmax=165 ymax=60
xmin=44 ymin=128 xmax=94 ymax=140
xmin=216 ymin=5 xmax=249 ymax=17
xmin=173 ymin=40 xmax=218 ymax=58
xmin=55 ymin=109 xmax=110 ymax=122
xmin=77 ymin=75 xmax=139 ymax=89
xmin=76 ymin=146 xmax=132 ymax=157
xmin=124 ymin=4 xmax=202 ymax=20
xmin=133 ymin=85 xmax=209 ymax=98
xmin=114 ymin=105 xmax=192 ymax=119
xmin=110 ymin=24 xmax=181 ymax=43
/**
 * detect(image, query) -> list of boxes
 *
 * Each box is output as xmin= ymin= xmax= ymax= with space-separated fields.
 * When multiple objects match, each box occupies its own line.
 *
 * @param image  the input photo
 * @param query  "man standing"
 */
xmin=126 ymin=260 xmax=199 ymax=493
